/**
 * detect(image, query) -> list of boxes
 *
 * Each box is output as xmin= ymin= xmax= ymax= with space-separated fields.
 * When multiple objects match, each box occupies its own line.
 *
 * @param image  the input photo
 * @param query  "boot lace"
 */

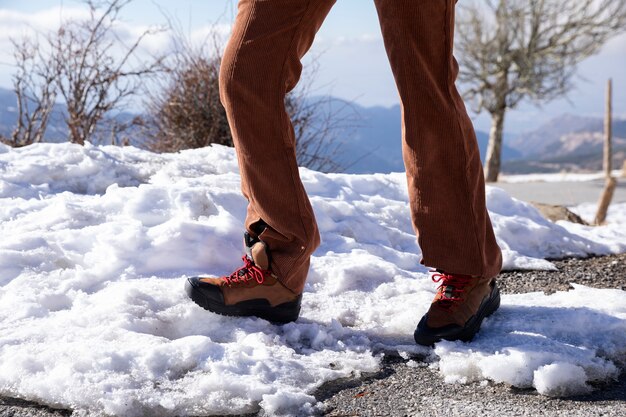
xmin=431 ymin=270 xmax=473 ymax=311
xmin=223 ymin=256 xmax=272 ymax=286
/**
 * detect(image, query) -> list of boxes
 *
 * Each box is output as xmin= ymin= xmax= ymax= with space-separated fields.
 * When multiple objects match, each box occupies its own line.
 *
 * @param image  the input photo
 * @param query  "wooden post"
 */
xmin=595 ymin=177 xmax=617 ymax=225
xmin=603 ymin=79 xmax=612 ymax=177
xmin=595 ymin=78 xmax=615 ymax=225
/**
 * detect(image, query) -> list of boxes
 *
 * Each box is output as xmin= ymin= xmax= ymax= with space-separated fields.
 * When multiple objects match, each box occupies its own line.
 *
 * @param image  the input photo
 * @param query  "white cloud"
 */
xmin=108 ymin=21 xmax=231 ymax=57
xmin=0 ymin=6 xmax=91 ymax=87
xmin=0 ymin=7 xmax=90 ymax=56
xmin=0 ymin=6 xmax=231 ymax=89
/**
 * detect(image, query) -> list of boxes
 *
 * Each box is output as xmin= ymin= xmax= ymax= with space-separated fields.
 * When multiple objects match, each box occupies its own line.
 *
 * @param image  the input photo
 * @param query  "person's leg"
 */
xmin=374 ymin=0 xmax=501 ymax=281
xmin=187 ymin=0 xmax=335 ymax=323
xmin=373 ymin=0 xmax=502 ymax=344
xmin=219 ymin=0 xmax=336 ymax=294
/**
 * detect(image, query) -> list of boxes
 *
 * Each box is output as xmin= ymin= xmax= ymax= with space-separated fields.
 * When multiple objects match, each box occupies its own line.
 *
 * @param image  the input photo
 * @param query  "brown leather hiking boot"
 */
xmin=185 ymin=232 xmax=301 ymax=323
xmin=414 ymin=270 xmax=500 ymax=346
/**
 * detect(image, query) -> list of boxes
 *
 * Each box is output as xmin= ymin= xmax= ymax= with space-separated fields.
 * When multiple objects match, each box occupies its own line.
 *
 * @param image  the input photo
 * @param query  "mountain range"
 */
xmin=505 ymin=114 xmax=626 ymax=174
xmin=1 ymin=87 xmax=624 ymax=175
xmin=322 ymin=97 xmax=522 ymax=173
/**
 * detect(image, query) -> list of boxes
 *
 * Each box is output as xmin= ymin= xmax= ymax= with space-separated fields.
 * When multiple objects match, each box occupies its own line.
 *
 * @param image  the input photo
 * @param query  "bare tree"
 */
xmin=4 ymin=38 xmax=57 ymax=147
xmin=6 ymin=0 xmax=163 ymax=146
xmin=456 ymin=0 xmax=626 ymax=182
xmin=59 ymin=0 xmax=164 ymax=145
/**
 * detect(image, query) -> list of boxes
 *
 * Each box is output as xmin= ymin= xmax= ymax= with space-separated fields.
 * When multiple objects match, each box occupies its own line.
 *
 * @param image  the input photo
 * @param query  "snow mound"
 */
xmin=1 ymin=143 xmax=625 ymax=415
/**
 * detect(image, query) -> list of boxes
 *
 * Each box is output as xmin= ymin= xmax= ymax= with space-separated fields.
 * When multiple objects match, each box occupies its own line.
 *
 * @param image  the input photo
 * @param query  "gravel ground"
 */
xmin=318 ymin=358 xmax=626 ymax=417
xmin=2 ymin=253 xmax=625 ymax=417
xmin=0 ymin=397 xmax=70 ymax=417
xmin=319 ymin=252 xmax=626 ymax=417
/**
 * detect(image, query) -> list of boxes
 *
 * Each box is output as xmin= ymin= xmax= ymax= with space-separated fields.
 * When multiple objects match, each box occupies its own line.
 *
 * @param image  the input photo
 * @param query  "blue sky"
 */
xmin=0 ymin=0 xmax=625 ymax=134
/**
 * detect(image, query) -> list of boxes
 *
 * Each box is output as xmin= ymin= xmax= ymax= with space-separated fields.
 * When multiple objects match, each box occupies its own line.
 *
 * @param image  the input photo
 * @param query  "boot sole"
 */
xmin=414 ymin=281 xmax=501 ymax=346
xmin=185 ymin=278 xmax=301 ymax=324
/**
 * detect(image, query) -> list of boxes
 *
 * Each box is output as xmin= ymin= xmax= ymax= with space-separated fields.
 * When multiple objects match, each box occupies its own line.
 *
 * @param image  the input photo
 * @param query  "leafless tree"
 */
xmin=9 ymin=0 xmax=164 ymax=146
xmin=4 ymin=38 xmax=57 ymax=147
xmin=57 ymin=0 xmax=164 ymax=145
xmin=456 ymin=0 xmax=626 ymax=182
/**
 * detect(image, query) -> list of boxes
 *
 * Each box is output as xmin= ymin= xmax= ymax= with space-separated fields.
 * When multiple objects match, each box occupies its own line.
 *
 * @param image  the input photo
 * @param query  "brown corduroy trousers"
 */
xmin=219 ymin=0 xmax=503 ymax=294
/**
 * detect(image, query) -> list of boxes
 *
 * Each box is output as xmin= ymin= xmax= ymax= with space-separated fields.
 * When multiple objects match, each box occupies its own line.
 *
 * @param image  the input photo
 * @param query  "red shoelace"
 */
xmin=431 ymin=270 xmax=473 ymax=310
xmin=223 ymin=256 xmax=272 ymax=286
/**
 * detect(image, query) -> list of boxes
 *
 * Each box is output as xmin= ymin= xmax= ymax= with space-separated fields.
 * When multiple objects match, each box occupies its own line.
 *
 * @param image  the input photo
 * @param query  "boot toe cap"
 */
xmin=186 ymin=277 xmax=225 ymax=305
xmin=414 ymin=314 xmax=464 ymax=346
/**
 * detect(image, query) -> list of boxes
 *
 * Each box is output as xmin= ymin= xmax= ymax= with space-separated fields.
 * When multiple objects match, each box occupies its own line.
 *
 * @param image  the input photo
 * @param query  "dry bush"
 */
xmin=142 ymin=36 xmax=231 ymax=152
xmin=142 ymin=32 xmax=355 ymax=172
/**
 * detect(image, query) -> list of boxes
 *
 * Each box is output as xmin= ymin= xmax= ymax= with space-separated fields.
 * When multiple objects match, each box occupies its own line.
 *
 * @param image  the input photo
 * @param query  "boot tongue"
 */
xmin=244 ymin=232 xmax=270 ymax=270
xmin=248 ymin=241 xmax=270 ymax=270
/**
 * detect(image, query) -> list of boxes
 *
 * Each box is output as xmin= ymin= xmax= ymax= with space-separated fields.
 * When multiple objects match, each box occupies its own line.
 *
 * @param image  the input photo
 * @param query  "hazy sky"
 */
xmin=0 ymin=0 xmax=625 ymax=134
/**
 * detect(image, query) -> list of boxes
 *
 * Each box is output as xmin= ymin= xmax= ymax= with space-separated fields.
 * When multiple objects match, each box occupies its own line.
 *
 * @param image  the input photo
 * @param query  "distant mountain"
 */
xmin=3 ymin=87 xmax=622 ymax=175
xmin=0 ymin=87 xmax=69 ymax=142
xmin=508 ymin=114 xmax=599 ymax=158
xmin=0 ymin=87 xmax=17 ymax=138
xmin=505 ymin=113 xmax=626 ymax=173
xmin=0 ymin=87 xmax=138 ymax=144
xmin=313 ymin=96 xmax=522 ymax=174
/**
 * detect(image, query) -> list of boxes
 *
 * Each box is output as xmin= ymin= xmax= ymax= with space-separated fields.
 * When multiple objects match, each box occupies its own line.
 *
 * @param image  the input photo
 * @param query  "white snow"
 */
xmin=0 ymin=143 xmax=625 ymax=416
xmin=435 ymin=284 xmax=625 ymax=395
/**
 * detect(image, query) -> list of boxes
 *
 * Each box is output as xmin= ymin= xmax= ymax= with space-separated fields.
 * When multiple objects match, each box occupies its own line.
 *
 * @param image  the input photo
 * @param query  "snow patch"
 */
xmin=534 ymin=363 xmax=593 ymax=397
xmin=1 ymin=143 xmax=625 ymax=415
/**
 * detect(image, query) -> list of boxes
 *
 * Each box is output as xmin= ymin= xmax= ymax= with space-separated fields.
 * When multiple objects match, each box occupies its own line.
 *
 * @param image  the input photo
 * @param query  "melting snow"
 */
xmin=1 ymin=143 xmax=625 ymax=416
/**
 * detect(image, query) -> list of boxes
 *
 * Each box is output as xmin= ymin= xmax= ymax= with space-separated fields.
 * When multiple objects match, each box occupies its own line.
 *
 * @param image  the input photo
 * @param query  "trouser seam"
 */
xmin=443 ymin=0 xmax=485 ymax=277
xmin=226 ymin=1 xmax=256 ymax=94
xmin=274 ymin=0 xmax=317 ymax=282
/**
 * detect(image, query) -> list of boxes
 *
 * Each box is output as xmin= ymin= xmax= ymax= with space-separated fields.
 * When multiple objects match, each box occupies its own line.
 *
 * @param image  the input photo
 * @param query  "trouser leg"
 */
xmin=219 ymin=0 xmax=336 ymax=293
xmin=373 ymin=0 xmax=502 ymax=278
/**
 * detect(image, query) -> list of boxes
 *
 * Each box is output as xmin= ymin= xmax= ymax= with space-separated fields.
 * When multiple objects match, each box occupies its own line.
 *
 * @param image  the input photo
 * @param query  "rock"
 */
xmin=531 ymin=202 xmax=588 ymax=225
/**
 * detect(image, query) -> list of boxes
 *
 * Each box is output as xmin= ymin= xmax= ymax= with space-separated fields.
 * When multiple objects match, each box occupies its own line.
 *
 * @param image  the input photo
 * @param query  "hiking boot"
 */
xmin=413 ymin=270 xmax=500 ymax=346
xmin=185 ymin=232 xmax=301 ymax=323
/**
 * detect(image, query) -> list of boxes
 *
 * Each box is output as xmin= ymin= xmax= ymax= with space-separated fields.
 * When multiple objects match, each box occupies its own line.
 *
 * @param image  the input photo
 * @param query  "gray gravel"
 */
xmin=2 ymin=254 xmax=625 ymax=417
xmin=318 ymin=358 xmax=626 ymax=417
xmin=498 ymin=253 xmax=626 ymax=294
xmin=318 ymin=252 xmax=626 ymax=417
xmin=0 ymin=397 xmax=70 ymax=417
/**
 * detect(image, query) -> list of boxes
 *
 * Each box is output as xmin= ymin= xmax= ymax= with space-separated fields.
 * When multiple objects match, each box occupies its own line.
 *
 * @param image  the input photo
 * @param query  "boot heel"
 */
xmin=261 ymin=295 xmax=302 ymax=324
